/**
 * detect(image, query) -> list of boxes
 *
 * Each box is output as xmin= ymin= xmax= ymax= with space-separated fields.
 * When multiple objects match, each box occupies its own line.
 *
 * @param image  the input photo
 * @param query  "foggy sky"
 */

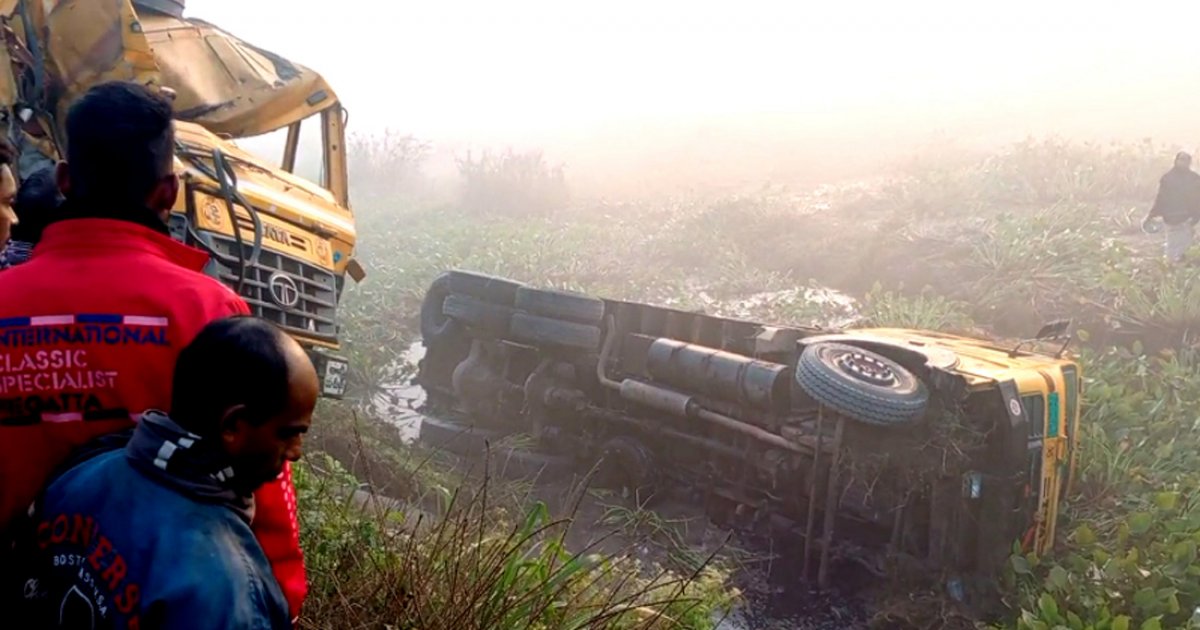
xmin=187 ymin=0 xmax=1200 ymax=190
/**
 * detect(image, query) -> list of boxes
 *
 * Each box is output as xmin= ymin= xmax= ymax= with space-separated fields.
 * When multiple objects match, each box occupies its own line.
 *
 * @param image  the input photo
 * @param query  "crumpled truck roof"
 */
xmin=2 ymin=0 xmax=338 ymax=139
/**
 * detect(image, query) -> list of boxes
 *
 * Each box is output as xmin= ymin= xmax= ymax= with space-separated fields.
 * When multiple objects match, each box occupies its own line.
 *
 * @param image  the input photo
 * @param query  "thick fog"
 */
xmin=188 ymin=0 xmax=1200 ymax=194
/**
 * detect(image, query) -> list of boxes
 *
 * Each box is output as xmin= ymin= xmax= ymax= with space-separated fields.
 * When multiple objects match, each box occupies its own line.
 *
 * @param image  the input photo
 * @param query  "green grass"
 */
xmin=300 ymin=406 xmax=736 ymax=629
xmin=861 ymin=282 xmax=974 ymax=331
xmin=295 ymin=453 xmax=736 ymax=630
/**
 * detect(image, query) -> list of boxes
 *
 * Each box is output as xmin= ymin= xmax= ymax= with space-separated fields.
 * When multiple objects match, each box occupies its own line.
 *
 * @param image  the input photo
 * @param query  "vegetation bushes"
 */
xmin=457 ymin=149 xmax=570 ymax=217
xmin=1099 ymin=265 xmax=1200 ymax=345
xmin=295 ymin=446 xmax=735 ymax=629
xmin=1005 ymin=350 xmax=1200 ymax=629
xmin=954 ymin=208 xmax=1126 ymax=325
xmin=347 ymin=131 xmax=433 ymax=212
xmin=860 ymin=282 xmax=974 ymax=332
xmin=977 ymin=138 xmax=1160 ymax=205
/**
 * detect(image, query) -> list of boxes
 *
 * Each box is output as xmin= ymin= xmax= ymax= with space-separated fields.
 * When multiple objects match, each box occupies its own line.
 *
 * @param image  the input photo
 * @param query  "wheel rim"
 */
xmin=834 ymin=350 xmax=898 ymax=387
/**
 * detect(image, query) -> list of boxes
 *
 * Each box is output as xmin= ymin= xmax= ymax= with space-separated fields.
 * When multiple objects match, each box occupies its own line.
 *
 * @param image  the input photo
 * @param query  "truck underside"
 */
xmin=416 ymin=271 xmax=1046 ymax=601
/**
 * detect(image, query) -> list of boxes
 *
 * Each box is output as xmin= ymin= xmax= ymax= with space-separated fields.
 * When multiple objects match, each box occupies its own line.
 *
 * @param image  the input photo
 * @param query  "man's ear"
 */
xmin=148 ymin=173 xmax=179 ymax=219
xmin=220 ymin=404 xmax=250 ymax=449
xmin=55 ymin=161 xmax=70 ymax=198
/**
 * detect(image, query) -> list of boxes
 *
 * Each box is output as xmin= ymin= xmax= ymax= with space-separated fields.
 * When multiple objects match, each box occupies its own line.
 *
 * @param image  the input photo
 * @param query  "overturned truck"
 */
xmin=415 ymin=271 xmax=1081 ymax=598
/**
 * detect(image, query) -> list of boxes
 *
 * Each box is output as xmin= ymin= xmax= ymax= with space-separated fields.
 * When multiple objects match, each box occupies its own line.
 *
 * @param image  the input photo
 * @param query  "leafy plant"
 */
xmin=1100 ymin=264 xmax=1200 ymax=342
xmin=861 ymin=282 xmax=973 ymax=331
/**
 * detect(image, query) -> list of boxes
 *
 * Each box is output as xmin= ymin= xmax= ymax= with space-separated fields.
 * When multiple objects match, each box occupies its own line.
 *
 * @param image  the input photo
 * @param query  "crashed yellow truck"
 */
xmin=0 ymin=0 xmax=359 ymax=396
xmin=416 ymin=271 xmax=1081 ymax=601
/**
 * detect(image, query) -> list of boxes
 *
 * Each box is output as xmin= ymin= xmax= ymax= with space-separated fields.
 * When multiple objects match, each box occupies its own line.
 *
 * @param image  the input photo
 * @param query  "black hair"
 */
xmin=10 ymin=166 xmax=62 ymax=243
xmin=63 ymin=81 xmax=175 ymax=217
xmin=170 ymin=317 xmax=293 ymax=438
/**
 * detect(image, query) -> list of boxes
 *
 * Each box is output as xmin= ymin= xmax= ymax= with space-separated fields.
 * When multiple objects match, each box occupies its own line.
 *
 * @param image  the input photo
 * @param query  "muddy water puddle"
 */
xmin=371 ymin=342 xmax=426 ymax=442
xmin=660 ymin=284 xmax=862 ymax=330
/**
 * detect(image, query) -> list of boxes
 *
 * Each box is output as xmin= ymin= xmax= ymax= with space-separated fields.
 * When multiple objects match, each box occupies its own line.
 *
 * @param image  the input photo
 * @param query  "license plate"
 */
xmin=323 ymin=358 xmax=349 ymax=398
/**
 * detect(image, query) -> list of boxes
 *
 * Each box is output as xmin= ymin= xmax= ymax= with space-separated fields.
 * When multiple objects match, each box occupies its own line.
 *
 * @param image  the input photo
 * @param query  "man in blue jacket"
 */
xmin=17 ymin=317 xmax=317 ymax=629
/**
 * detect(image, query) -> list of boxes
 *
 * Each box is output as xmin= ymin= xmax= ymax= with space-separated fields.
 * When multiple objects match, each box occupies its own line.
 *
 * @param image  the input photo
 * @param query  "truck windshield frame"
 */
xmin=276 ymin=104 xmax=350 ymax=209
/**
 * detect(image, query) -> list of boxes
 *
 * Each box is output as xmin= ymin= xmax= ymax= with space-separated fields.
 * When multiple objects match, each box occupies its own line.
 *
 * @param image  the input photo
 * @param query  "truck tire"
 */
xmin=509 ymin=312 xmax=602 ymax=352
xmin=442 ymin=293 xmax=514 ymax=337
xmin=796 ymin=342 xmax=928 ymax=426
xmin=447 ymin=270 xmax=525 ymax=306
xmin=418 ymin=416 xmax=505 ymax=457
xmin=514 ymin=287 xmax=606 ymax=325
xmin=420 ymin=274 xmax=459 ymax=344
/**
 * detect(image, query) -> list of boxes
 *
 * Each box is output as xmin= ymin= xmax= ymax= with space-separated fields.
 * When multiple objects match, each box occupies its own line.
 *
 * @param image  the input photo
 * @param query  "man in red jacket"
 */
xmin=0 ymin=82 xmax=307 ymax=618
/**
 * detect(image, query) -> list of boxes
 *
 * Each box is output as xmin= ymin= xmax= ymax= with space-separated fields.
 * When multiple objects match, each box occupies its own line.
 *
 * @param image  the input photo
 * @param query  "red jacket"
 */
xmin=0 ymin=218 xmax=307 ymax=616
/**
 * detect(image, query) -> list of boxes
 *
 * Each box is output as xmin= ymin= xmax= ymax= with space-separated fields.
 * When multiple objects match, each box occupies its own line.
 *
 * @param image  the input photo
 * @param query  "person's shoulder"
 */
xmin=142 ymin=259 xmax=246 ymax=312
xmin=40 ymin=450 xmax=130 ymax=511
xmin=47 ymin=449 xmax=125 ymax=489
xmin=172 ymin=265 xmax=243 ymax=301
xmin=0 ymin=253 xmax=46 ymax=287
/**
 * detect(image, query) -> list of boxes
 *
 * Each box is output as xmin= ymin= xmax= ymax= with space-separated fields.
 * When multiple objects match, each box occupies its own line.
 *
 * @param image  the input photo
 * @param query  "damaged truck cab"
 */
xmin=416 ymin=271 xmax=1082 ymax=600
xmin=0 ymin=0 xmax=359 ymax=396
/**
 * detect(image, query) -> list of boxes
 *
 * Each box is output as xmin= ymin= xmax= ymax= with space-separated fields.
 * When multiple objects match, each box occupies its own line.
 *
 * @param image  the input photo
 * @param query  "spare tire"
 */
xmin=447 ymin=270 xmax=525 ymax=306
xmin=795 ymin=342 xmax=928 ymax=426
xmin=420 ymin=274 xmax=458 ymax=344
xmin=514 ymin=287 xmax=606 ymax=325
xmin=509 ymin=312 xmax=601 ymax=352
xmin=442 ymin=293 xmax=514 ymax=337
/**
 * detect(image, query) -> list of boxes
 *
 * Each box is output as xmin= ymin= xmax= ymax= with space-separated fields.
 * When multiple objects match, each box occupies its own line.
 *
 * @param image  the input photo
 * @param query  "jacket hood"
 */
xmin=126 ymin=410 xmax=254 ymax=523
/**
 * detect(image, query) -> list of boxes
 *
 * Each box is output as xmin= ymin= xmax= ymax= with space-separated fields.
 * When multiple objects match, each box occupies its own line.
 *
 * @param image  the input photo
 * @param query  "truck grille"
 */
xmin=205 ymin=234 xmax=339 ymax=342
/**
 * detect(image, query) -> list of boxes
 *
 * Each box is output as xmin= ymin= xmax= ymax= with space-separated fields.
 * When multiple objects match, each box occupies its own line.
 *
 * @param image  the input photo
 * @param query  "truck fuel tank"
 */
xmin=646 ymin=338 xmax=790 ymax=412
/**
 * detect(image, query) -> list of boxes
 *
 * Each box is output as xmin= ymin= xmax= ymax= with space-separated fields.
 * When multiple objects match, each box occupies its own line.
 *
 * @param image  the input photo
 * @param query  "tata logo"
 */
xmin=268 ymin=272 xmax=301 ymax=309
